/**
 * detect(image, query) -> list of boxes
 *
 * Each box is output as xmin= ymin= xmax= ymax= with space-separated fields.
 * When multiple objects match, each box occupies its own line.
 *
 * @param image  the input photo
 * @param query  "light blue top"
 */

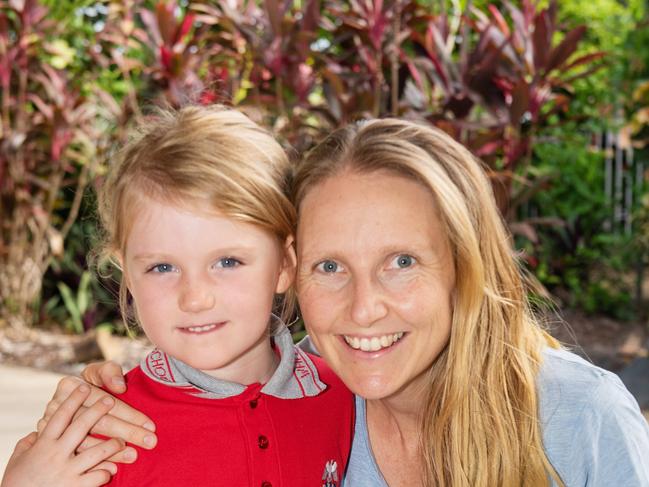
xmin=343 ymin=347 xmax=649 ymax=486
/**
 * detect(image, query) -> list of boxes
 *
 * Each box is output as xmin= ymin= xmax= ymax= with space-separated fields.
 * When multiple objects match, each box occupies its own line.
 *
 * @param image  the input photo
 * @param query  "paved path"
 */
xmin=0 ymin=364 xmax=63 ymax=477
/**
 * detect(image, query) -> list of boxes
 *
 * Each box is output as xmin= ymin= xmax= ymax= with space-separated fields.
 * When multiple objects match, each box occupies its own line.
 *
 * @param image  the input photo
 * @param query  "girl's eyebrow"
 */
xmin=132 ymin=253 xmax=173 ymax=262
xmin=131 ymin=246 xmax=260 ymax=262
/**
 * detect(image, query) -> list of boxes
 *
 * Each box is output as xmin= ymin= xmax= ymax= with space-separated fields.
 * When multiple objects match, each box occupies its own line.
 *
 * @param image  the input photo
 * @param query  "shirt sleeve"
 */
xmin=578 ymin=373 xmax=649 ymax=486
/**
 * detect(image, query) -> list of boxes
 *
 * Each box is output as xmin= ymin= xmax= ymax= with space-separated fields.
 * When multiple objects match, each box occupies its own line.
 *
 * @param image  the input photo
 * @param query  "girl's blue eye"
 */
xmin=317 ymin=260 xmax=340 ymax=273
xmin=151 ymin=263 xmax=175 ymax=273
xmin=216 ymin=257 xmax=241 ymax=268
xmin=392 ymin=254 xmax=415 ymax=269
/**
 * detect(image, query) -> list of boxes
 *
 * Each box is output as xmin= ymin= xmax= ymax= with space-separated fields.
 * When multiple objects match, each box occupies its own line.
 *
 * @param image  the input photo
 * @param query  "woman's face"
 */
xmin=296 ymin=170 xmax=455 ymax=401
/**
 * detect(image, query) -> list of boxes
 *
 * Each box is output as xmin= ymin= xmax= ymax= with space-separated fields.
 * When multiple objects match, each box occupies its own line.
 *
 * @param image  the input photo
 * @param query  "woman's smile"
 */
xmin=342 ymin=332 xmax=405 ymax=352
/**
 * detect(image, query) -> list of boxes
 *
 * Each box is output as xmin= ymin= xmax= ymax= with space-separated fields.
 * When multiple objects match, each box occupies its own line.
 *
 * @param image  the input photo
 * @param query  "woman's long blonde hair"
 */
xmin=292 ymin=118 xmax=563 ymax=487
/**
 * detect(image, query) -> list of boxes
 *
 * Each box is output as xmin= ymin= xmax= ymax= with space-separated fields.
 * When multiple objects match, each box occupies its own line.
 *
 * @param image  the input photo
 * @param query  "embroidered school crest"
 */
xmin=321 ymin=460 xmax=339 ymax=487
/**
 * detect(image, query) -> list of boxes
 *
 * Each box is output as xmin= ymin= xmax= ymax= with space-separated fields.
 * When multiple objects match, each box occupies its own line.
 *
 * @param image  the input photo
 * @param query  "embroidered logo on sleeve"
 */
xmin=322 ymin=460 xmax=339 ymax=487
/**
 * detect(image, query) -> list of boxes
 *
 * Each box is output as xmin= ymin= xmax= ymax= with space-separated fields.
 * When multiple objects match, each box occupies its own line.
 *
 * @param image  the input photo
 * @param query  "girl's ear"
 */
xmin=275 ymin=235 xmax=297 ymax=294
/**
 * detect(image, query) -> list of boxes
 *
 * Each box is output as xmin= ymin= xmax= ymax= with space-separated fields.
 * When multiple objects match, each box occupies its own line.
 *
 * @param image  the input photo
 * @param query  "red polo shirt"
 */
xmin=105 ymin=328 xmax=354 ymax=487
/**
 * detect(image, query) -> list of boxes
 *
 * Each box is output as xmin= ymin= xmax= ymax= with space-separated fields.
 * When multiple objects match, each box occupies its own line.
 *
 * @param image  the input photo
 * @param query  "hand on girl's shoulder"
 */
xmin=0 ymin=384 xmax=125 ymax=487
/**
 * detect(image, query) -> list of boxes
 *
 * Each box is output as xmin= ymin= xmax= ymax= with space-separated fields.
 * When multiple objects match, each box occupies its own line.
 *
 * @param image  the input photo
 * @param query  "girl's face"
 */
xmin=296 ymin=170 xmax=455 ymax=401
xmin=123 ymin=196 xmax=295 ymax=385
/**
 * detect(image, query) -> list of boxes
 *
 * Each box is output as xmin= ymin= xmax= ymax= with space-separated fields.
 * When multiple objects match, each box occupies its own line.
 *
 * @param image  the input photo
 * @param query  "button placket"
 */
xmin=242 ymin=394 xmax=280 ymax=486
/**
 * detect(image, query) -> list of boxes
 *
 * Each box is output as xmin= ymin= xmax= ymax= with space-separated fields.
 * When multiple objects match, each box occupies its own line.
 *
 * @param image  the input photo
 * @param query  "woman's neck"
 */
xmin=366 ymin=390 xmax=423 ymax=440
xmin=364 ymin=382 xmax=427 ymax=487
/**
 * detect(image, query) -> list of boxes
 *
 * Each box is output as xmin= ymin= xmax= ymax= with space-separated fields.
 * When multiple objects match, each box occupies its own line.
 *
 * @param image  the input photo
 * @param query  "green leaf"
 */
xmin=77 ymin=271 xmax=92 ymax=315
xmin=58 ymin=282 xmax=84 ymax=334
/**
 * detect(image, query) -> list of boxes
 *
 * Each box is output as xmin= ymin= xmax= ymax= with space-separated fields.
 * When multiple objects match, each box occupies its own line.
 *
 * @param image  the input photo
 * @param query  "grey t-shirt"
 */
xmin=343 ymin=347 xmax=649 ymax=486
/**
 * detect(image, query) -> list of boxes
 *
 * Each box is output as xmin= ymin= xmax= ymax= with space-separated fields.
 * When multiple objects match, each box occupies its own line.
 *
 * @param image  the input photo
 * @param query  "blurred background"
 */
xmin=1 ymin=0 xmax=649 ymax=471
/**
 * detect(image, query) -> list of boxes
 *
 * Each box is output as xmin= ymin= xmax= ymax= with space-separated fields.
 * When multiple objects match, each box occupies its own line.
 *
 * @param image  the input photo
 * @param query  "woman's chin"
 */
xmin=340 ymin=372 xmax=401 ymax=401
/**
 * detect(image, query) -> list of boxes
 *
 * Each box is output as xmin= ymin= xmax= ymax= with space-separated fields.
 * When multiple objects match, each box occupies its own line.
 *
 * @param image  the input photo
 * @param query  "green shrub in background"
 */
xmin=558 ymin=0 xmax=646 ymax=125
xmin=3 ymin=0 xmax=643 ymax=333
xmin=521 ymin=130 xmax=635 ymax=319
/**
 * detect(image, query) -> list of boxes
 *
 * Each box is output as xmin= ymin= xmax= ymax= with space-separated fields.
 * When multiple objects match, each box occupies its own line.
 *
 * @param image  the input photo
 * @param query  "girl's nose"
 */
xmin=178 ymin=280 xmax=216 ymax=313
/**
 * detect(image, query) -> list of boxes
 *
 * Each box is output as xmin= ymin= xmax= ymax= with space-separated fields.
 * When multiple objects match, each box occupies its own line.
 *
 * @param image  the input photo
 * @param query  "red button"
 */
xmin=258 ymin=435 xmax=269 ymax=449
xmin=249 ymin=399 xmax=258 ymax=409
xmin=261 ymin=482 xmax=272 ymax=487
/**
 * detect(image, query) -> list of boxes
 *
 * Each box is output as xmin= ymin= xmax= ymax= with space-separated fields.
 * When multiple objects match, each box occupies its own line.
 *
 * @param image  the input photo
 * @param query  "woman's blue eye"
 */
xmin=151 ymin=263 xmax=175 ymax=273
xmin=318 ymin=260 xmax=339 ymax=273
xmin=216 ymin=257 xmax=241 ymax=268
xmin=393 ymin=255 xmax=415 ymax=268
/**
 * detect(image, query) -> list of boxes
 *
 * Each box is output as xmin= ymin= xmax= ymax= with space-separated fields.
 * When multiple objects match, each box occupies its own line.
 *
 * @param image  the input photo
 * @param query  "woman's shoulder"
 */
xmin=538 ymin=347 xmax=649 ymax=485
xmin=537 ymin=346 xmax=643 ymax=428
xmin=537 ymin=347 xmax=625 ymax=400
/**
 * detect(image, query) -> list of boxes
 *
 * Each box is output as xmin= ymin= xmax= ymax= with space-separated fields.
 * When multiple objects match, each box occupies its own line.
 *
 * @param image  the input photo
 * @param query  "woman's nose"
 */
xmin=349 ymin=276 xmax=388 ymax=327
xmin=178 ymin=278 xmax=216 ymax=313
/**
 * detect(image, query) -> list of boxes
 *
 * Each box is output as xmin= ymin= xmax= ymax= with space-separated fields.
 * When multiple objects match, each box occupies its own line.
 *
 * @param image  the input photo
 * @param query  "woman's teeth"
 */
xmin=186 ymin=323 xmax=218 ymax=333
xmin=343 ymin=332 xmax=404 ymax=352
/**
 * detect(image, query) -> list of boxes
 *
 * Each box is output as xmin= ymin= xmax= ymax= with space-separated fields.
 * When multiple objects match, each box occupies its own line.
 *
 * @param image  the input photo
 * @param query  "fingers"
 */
xmin=71 ymin=396 xmax=157 ymax=452
xmin=89 ymin=461 xmax=117 ymax=475
xmin=49 ymin=379 xmax=152 ymax=435
xmin=59 ymin=395 xmax=116 ymax=449
xmin=73 ymin=437 xmax=125 ymax=473
xmin=79 ymin=469 xmax=112 ymax=487
xmin=38 ymin=376 xmax=85 ymax=434
xmin=82 ymin=362 xmax=126 ymax=394
xmin=40 ymin=384 xmax=91 ymax=440
xmin=78 ymin=436 xmax=138 ymax=464
xmin=103 ymin=446 xmax=138 ymax=464
xmin=90 ymin=413 xmax=157 ymax=450
xmin=100 ymin=393 xmax=154 ymax=428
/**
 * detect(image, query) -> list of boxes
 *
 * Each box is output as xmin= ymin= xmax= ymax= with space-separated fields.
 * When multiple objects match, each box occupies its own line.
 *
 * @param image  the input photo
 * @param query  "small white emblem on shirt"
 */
xmin=322 ymin=460 xmax=339 ymax=487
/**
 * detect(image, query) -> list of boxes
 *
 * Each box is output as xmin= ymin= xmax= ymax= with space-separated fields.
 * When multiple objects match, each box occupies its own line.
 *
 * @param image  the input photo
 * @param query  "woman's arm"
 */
xmin=38 ymin=362 xmax=158 ymax=462
xmin=1 ymin=384 xmax=124 ymax=487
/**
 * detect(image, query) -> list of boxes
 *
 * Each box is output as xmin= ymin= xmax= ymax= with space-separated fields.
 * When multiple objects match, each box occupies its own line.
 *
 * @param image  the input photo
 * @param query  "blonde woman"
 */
xmin=16 ymin=118 xmax=649 ymax=486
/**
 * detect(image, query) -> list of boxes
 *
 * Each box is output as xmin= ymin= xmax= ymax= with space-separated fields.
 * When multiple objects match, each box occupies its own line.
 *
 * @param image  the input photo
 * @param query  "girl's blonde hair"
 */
xmin=292 ymin=118 xmax=563 ymax=487
xmin=98 ymin=105 xmax=296 ymax=326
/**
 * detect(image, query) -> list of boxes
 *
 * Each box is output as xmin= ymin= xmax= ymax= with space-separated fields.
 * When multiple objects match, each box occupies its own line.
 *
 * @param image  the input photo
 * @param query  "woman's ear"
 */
xmin=275 ymin=235 xmax=297 ymax=294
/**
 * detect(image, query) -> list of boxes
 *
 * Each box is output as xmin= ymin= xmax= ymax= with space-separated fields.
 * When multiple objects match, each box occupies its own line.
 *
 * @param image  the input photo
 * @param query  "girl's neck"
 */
xmin=200 ymin=338 xmax=280 ymax=385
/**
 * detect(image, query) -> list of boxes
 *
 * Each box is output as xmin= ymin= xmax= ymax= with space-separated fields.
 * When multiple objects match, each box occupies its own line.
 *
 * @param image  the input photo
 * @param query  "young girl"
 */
xmin=1 ymin=105 xmax=353 ymax=487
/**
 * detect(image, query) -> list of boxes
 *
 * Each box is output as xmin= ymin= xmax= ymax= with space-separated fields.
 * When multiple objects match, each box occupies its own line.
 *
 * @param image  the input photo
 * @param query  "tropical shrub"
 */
xmin=522 ymin=130 xmax=635 ymax=318
xmin=1 ymin=0 xmax=613 ymax=330
xmin=0 ymin=0 xmax=104 ymax=329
